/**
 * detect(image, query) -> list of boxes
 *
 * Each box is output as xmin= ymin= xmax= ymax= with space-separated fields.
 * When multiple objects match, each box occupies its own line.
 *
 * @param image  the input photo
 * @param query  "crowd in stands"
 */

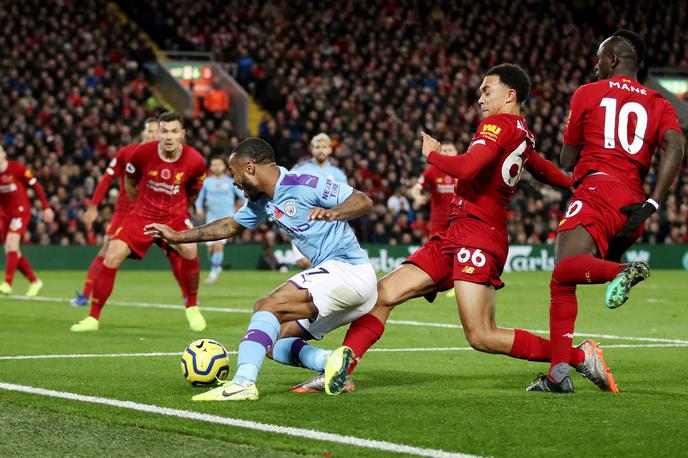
xmin=2 ymin=0 xmax=687 ymax=249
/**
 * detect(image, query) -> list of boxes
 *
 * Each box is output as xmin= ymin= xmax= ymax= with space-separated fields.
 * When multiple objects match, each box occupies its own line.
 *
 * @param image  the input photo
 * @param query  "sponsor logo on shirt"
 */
xmin=0 ymin=183 xmax=18 ymax=193
xmin=321 ymin=179 xmax=340 ymax=200
xmin=147 ymin=180 xmax=180 ymax=196
xmin=480 ymin=123 xmax=501 ymax=142
xmin=175 ymin=172 xmax=185 ymax=184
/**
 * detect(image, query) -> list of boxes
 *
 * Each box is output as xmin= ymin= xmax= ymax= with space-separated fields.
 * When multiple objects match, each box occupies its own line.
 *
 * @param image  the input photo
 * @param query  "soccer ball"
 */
xmin=180 ymin=339 xmax=230 ymax=386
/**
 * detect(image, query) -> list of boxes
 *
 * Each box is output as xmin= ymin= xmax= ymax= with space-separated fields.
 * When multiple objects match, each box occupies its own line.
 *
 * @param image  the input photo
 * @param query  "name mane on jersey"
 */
xmin=147 ymin=180 xmax=180 ymax=196
xmin=609 ymin=80 xmax=647 ymax=95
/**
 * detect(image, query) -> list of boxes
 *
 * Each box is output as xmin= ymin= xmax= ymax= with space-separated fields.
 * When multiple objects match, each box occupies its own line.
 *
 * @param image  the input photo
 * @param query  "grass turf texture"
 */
xmin=0 ymin=270 xmax=687 ymax=457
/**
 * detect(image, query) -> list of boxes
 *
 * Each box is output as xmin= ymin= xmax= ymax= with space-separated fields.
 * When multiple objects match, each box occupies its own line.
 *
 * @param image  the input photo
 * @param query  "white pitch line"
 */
xmin=0 ymin=382 xmax=477 ymax=458
xmin=2 ymin=343 xmax=687 ymax=361
xmin=3 ymin=295 xmax=687 ymax=345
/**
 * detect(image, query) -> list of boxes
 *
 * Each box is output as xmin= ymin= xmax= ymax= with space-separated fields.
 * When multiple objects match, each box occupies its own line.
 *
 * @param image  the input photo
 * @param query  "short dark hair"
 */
xmin=612 ymin=29 xmax=646 ymax=65
xmin=231 ymin=138 xmax=275 ymax=164
xmin=486 ymin=64 xmax=531 ymax=103
xmin=144 ymin=117 xmax=159 ymax=125
xmin=158 ymin=111 xmax=183 ymax=125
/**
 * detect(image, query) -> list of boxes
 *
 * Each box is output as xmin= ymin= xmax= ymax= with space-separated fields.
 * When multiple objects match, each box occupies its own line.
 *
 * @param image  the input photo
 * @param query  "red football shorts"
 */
xmin=404 ymin=214 xmax=508 ymax=294
xmin=557 ymin=173 xmax=646 ymax=260
xmin=0 ymin=212 xmax=31 ymax=242
xmin=112 ymin=213 xmax=193 ymax=259
xmin=105 ymin=209 xmax=130 ymax=237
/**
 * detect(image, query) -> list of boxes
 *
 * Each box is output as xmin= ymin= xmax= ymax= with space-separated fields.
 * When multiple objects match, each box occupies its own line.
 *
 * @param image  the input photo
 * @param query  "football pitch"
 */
xmin=1 ymin=270 xmax=687 ymax=457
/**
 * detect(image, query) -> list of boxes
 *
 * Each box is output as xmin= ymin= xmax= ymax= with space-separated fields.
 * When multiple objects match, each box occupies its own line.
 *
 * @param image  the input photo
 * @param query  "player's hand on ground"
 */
xmin=42 ymin=207 xmax=55 ymax=224
xmin=615 ymin=200 xmax=657 ymax=238
xmin=420 ymin=131 xmax=441 ymax=158
xmin=83 ymin=205 xmax=98 ymax=228
xmin=143 ymin=223 xmax=180 ymax=242
xmin=308 ymin=207 xmax=338 ymax=222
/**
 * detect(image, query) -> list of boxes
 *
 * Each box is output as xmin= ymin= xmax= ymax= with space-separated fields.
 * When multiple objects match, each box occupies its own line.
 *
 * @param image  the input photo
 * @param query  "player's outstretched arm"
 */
xmin=420 ymin=131 xmax=498 ymax=180
xmin=143 ymin=217 xmax=244 ymax=244
xmin=308 ymin=190 xmax=373 ymax=222
xmin=525 ymin=150 xmax=574 ymax=190
xmin=560 ymin=144 xmax=582 ymax=171
xmin=616 ymin=129 xmax=685 ymax=238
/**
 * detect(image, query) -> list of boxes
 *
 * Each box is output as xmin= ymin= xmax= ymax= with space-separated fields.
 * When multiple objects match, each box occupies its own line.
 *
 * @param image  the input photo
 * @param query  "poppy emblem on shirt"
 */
xmin=161 ymin=169 xmax=171 ymax=180
xmin=284 ymin=201 xmax=297 ymax=217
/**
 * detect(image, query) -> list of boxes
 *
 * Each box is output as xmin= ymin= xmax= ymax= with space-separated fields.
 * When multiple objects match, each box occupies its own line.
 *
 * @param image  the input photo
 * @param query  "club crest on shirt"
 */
xmin=284 ymin=201 xmax=297 ymax=217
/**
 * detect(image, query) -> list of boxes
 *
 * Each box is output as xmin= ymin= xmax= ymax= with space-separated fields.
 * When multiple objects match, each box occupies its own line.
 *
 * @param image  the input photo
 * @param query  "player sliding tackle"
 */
xmin=146 ymin=138 xmax=377 ymax=401
xmin=296 ymin=64 xmax=618 ymax=394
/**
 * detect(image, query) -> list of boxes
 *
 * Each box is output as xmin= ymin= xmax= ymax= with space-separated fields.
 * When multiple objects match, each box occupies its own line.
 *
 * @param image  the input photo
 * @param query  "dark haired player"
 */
xmin=70 ymin=112 xmax=208 ymax=332
xmin=294 ymin=64 xmax=606 ymax=394
xmin=146 ymin=138 xmax=377 ymax=400
xmin=71 ymin=119 xmax=189 ymax=306
xmin=528 ymin=30 xmax=684 ymax=393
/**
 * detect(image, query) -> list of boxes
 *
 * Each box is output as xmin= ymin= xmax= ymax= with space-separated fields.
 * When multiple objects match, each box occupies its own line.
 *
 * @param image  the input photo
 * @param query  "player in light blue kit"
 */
xmin=145 ymin=138 xmax=376 ymax=401
xmin=292 ymin=133 xmax=347 ymax=183
xmin=195 ymin=155 xmax=245 ymax=284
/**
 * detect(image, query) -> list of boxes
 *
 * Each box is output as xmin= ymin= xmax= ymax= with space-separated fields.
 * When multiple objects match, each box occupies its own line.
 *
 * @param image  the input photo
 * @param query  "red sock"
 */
xmin=166 ymin=248 xmax=188 ymax=299
xmin=82 ymin=255 xmax=104 ymax=297
xmin=509 ymin=329 xmax=584 ymax=367
xmin=17 ymin=255 xmax=37 ymax=283
xmin=553 ymin=254 xmax=623 ymax=285
xmin=342 ymin=314 xmax=385 ymax=374
xmin=4 ymin=251 xmax=19 ymax=285
xmin=181 ymin=256 xmax=200 ymax=307
xmin=549 ymin=280 xmax=579 ymax=379
xmin=89 ymin=266 xmax=117 ymax=319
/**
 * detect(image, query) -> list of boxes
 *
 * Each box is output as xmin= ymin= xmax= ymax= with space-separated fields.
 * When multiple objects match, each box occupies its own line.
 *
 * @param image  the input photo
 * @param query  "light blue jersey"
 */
xmin=291 ymin=159 xmax=347 ymax=184
xmin=196 ymin=175 xmax=245 ymax=222
xmin=234 ymin=167 xmax=369 ymax=266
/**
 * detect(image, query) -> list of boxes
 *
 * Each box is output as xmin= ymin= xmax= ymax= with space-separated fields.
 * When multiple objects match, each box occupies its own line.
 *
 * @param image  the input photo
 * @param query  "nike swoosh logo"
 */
xmin=222 ymin=388 xmax=249 ymax=398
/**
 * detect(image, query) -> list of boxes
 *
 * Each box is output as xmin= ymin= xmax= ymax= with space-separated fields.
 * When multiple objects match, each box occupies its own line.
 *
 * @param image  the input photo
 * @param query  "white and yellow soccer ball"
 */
xmin=181 ymin=339 xmax=231 ymax=386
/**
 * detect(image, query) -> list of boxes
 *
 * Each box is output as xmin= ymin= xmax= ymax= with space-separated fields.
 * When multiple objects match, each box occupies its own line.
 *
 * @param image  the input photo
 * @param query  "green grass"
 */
xmin=1 ymin=270 xmax=687 ymax=457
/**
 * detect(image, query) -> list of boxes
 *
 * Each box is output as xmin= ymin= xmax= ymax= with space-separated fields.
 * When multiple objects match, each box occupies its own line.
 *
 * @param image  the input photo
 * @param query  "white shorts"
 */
xmin=288 ymin=259 xmax=377 ymax=340
xmin=205 ymin=239 xmax=227 ymax=246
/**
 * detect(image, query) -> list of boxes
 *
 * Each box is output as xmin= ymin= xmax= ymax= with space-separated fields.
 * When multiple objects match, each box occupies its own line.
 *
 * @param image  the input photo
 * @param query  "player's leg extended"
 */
xmin=175 ymin=242 xmax=205 ymax=331
xmin=1 ymin=232 xmax=22 ymax=294
xmin=160 ymin=241 xmax=188 ymax=303
xmin=70 ymin=239 xmax=130 ymax=332
xmin=205 ymin=242 xmax=224 ymax=284
xmin=72 ymin=236 xmax=109 ymax=306
xmin=192 ymin=282 xmax=315 ymax=401
xmin=536 ymin=226 xmax=621 ymax=392
xmin=342 ymin=263 xmax=436 ymax=375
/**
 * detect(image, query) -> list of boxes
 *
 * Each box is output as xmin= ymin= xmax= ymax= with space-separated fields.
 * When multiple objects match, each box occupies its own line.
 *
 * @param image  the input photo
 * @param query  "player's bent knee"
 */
xmin=463 ymin=327 xmax=496 ymax=353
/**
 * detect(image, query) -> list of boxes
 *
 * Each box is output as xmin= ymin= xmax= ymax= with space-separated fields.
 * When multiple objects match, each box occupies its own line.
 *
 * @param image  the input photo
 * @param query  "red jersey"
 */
xmin=427 ymin=113 xmax=572 ymax=229
xmin=430 ymin=114 xmax=536 ymax=227
xmin=125 ymin=141 xmax=206 ymax=220
xmin=419 ymin=165 xmax=456 ymax=228
xmin=564 ymin=75 xmax=681 ymax=192
xmin=0 ymin=161 xmax=49 ymax=215
xmin=89 ymin=144 xmax=138 ymax=214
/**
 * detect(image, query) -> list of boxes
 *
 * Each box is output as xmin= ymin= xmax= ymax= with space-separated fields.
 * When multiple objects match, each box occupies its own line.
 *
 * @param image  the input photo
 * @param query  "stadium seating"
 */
xmin=3 ymin=0 xmax=687 ymax=246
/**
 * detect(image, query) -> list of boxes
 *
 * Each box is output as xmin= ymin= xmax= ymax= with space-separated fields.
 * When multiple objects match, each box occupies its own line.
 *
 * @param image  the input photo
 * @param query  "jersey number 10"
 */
xmin=599 ymin=98 xmax=648 ymax=155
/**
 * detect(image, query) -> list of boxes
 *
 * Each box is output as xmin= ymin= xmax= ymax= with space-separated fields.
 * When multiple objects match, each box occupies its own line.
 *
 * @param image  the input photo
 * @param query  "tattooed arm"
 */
xmin=143 ymin=217 xmax=245 ymax=244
